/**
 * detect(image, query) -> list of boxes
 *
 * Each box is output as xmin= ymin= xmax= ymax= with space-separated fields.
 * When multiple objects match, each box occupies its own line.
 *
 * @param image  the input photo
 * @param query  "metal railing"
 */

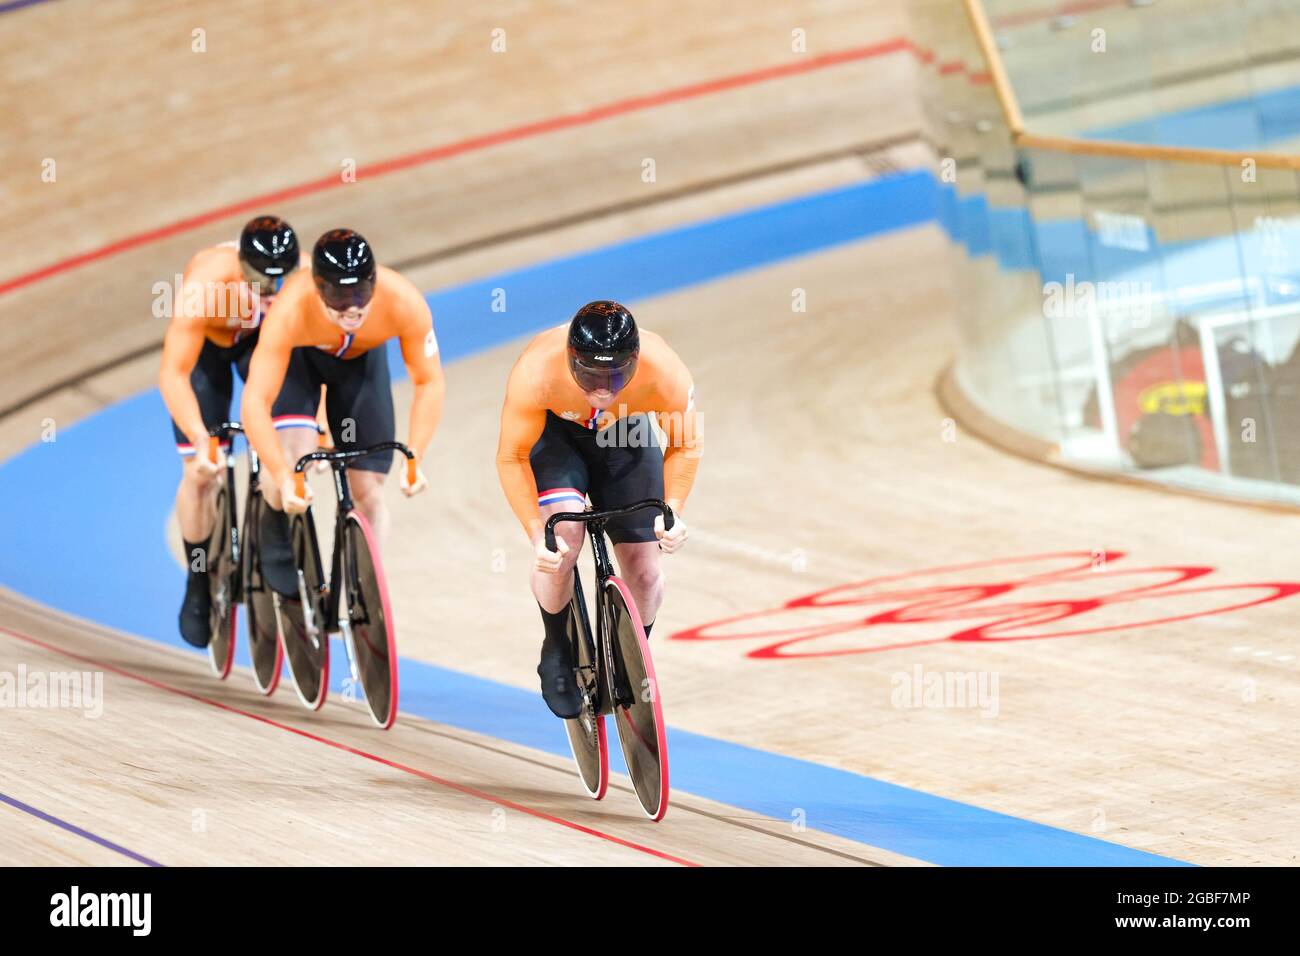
xmin=922 ymin=0 xmax=1300 ymax=505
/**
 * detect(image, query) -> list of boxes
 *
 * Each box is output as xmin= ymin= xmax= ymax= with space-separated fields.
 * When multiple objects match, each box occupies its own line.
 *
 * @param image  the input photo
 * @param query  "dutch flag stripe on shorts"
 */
xmin=537 ymin=487 xmax=586 ymax=507
xmin=273 ymin=415 xmax=319 ymax=430
xmin=176 ymin=439 xmax=231 ymax=457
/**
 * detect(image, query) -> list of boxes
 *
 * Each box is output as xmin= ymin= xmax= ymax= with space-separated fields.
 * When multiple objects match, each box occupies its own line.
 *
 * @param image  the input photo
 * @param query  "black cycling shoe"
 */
xmin=537 ymin=635 xmax=583 ymax=719
xmin=259 ymin=506 xmax=299 ymax=597
xmin=179 ymin=572 xmax=212 ymax=648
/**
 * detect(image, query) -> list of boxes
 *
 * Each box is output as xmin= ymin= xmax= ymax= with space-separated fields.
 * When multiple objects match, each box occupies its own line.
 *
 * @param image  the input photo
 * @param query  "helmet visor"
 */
xmin=568 ymin=350 xmax=638 ymax=394
xmin=240 ymin=259 xmax=291 ymax=296
xmin=314 ymin=273 xmax=375 ymax=312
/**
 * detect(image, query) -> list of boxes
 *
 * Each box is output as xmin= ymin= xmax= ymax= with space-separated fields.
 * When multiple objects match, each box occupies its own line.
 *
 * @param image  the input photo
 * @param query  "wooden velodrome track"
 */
xmin=2 ymin=1 xmax=1298 ymax=866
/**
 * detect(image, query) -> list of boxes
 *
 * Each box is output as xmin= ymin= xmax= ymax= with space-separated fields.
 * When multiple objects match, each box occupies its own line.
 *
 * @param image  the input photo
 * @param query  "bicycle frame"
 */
xmin=206 ymin=421 xmax=275 ymax=607
xmin=291 ymin=442 xmax=416 ymax=671
xmin=544 ymin=498 xmax=673 ymax=716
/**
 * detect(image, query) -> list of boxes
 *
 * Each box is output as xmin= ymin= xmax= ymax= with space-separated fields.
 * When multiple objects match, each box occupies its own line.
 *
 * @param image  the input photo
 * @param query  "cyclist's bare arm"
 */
xmin=241 ymin=306 xmax=298 ymax=487
xmin=653 ymin=358 xmax=702 ymax=513
xmin=159 ymin=318 xmax=210 ymax=449
xmin=496 ymin=366 xmax=550 ymax=540
xmin=159 ymin=255 xmax=223 ymax=447
xmin=396 ymin=295 xmax=446 ymax=463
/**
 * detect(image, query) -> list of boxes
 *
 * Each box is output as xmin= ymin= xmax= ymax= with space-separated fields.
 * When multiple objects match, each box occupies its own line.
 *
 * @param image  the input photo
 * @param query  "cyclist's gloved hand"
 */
xmin=279 ymin=476 xmax=313 ymax=515
xmin=534 ymin=534 xmax=569 ymax=573
xmin=400 ymin=464 xmax=428 ymax=498
xmin=655 ymin=513 xmax=688 ymax=554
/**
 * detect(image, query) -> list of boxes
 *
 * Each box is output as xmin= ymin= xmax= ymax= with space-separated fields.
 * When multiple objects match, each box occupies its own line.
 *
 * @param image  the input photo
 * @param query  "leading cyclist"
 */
xmin=496 ymin=301 xmax=701 ymax=717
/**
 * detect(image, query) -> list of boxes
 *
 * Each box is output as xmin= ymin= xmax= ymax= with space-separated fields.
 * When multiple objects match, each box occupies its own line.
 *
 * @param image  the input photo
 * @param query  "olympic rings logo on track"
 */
xmin=670 ymin=551 xmax=1300 ymax=660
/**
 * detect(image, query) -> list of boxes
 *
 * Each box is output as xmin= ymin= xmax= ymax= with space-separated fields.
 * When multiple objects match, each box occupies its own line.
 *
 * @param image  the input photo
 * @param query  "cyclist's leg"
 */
xmin=530 ymin=413 xmax=589 ymax=613
xmin=324 ymin=347 xmax=395 ymax=547
xmin=253 ymin=345 xmax=321 ymax=595
xmin=529 ymin=414 xmax=590 ymax=717
xmin=590 ymin=414 xmax=666 ymax=631
xmin=172 ymin=340 xmax=233 ymax=546
xmin=259 ymin=345 xmax=320 ymax=506
xmin=610 ymin=542 xmax=664 ymax=632
xmin=348 ymin=469 xmax=387 ymax=543
xmin=170 ymin=339 xmax=235 ymax=645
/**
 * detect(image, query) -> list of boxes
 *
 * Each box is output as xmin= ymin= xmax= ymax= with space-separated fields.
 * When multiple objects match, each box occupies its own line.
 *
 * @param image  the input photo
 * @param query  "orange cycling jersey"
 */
xmin=159 ymin=242 xmax=307 ymax=447
xmin=241 ymin=265 xmax=446 ymax=487
xmin=168 ymin=242 xmax=271 ymax=345
xmin=496 ymin=325 xmax=702 ymax=539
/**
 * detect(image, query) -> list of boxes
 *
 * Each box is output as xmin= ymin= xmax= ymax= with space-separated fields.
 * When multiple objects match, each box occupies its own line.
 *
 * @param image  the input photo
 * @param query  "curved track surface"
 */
xmin=2 ymin=0 xmax=1297 ymax=866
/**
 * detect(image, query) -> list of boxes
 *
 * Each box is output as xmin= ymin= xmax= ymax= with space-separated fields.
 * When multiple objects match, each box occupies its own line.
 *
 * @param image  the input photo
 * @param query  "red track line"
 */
xmin=0 ymin=39 xmax=910 ymax=299
xmin=0 ymin=624 xmax=699 ymax=867
xmin=991 ymin=0 xmax=1129 ymax=30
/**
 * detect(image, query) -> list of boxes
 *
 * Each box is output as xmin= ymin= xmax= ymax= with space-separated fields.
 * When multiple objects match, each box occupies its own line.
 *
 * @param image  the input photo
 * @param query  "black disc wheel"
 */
xmin=605 ymin=577 xmax=669 ymax=820
xmin=562 ymin=571 xmax=607 ymax=799
xmin=341 ymin=511 xmax=398 ymax=728
xmin=206 ymin=485 xmax=237 ymax=679
xmin=241 ymin=494 xmax=282 ymax=695
xmin=275 ymin=512 xmax=328 ymax=710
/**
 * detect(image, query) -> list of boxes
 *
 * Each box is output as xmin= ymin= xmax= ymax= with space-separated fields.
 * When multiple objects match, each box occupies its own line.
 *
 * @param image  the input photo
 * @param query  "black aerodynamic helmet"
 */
xmin=312 ymin=228 xmax=377 ymax=311
xmin=567 ymin=300 xmax=640 ymax=393
xmin=238 ymin=215 xmax=299 ymax=292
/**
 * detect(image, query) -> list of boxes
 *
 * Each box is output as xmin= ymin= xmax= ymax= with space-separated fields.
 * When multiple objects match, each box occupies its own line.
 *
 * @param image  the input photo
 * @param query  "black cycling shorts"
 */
xmin=276 ymin=346 xmax=396 ymax=474
xmin=170 ymin=332 xmax=318 ymax=456
xmin=529 ymin=411 xmax=664 ymax=544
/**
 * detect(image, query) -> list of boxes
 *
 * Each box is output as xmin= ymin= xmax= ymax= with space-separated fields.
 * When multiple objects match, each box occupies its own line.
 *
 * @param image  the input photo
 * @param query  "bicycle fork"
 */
xmin=331 ymin=530 xmax=363 ymax=691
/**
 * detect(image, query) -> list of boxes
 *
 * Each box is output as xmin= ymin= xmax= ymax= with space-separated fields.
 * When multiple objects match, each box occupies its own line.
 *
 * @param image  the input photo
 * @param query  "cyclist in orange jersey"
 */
xmin=159 ymin=215 xmax=319 ymax=648
xmin=241 ymin=229 xmax=445 ymax=592
xmin=496 ymin=300 xmax=700 ymax=717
